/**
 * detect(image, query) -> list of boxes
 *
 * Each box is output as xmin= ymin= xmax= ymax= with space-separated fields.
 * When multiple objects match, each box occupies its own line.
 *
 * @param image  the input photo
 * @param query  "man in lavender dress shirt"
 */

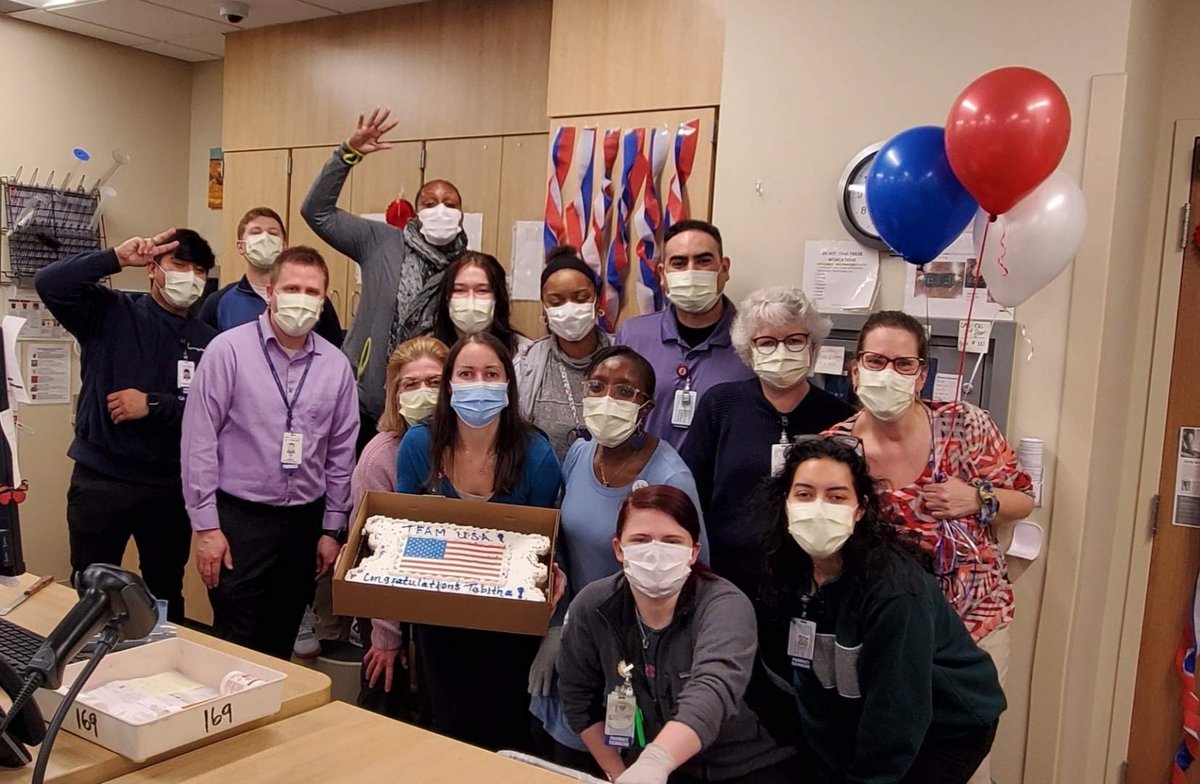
xmin=182 ymin=247 xmax=359 ymax=659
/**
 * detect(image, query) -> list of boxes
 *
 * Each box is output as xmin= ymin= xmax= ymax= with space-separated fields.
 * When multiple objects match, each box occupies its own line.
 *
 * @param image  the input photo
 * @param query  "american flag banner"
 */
xmin=663 ymin=119 xmax=700 ymax=234
xmin=583 ymin=129 xmax=620 ymax=331
xmin=399 ymin=536 xmax=507 ymax=582
xmin=544 ymin=126 xmax=576 ymax=252
xmin=563 ymin=127 xmax=597 ymax=249
xmin=632 ymin=127 xmax=669 ymax=313
xmin=605 ymin=129 xmax=648 ymax=327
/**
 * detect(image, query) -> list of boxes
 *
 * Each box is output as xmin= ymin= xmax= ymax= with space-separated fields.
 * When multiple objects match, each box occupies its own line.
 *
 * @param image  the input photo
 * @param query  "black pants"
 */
xmin=66 ymin=463 xmax=191 ymax=622
xmin=900 ymin=722 xmax=998 ymax=784
xmin=207 ymin=492 xmax=323 ymax=660
xmin=356 ymin=407 xmax=379 ymax=457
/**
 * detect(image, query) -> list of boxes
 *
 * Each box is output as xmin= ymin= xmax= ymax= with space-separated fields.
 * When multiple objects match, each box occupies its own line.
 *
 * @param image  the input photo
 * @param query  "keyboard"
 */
xmin=0 ymin=617 xmax=86 ymax=674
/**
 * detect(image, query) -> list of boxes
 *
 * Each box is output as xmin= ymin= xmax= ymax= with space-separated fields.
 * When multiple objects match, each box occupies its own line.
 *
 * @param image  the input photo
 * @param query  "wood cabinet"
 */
xmin=424 ymin=137 xmax=504 ymax=255
xmin=497 ymin=134 xmax=551 ymax=338
xmin=288 ymin=146 xmax=353 ymax=324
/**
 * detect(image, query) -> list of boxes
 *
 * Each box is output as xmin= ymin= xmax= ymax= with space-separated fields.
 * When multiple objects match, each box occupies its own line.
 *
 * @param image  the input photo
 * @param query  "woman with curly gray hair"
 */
xmin=680 ymin=285 xmax=853 ymax=601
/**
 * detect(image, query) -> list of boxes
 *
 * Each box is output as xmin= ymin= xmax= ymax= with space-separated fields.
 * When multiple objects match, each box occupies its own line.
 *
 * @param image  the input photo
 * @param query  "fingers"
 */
xmin=379 ymin=118 xmax=399 ymax=136
xmin=373 ymin=106 xmax=391 ymax=128
xmin=199 ymin=557 xmax=217 ymax=589
xmin=384 ymin=662 xmax=393 ymax=693
xmin=152 ymin=240 xmax=180 ymax=258
xmin=356 ymin=112 xmax=366 ymax=131
xmin=365 ymin=656 xmax=379 ymax=688
xmin=150 ymin=228 xmax=177 ymax=246
xmin=107 ymin=394 xmax=122 ymax=412
xmin=223 ymin=547 xmax=233 ymax=571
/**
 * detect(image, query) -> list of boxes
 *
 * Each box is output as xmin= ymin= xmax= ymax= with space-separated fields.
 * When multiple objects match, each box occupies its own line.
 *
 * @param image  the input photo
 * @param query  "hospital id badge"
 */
xmin=671 ymin=389 xmax=697 ymax=428
xmin=771 ymin=443 xmax=789 ymax=476
xmin=281 ymin=432 xmax=304 ymax=470
xmin=604 ymin=689 xmax=637 ymax=748
xmin=788 ymin=617 xmax=816 ymax=668
xmin=177 ymin=360 xmax=195 ymax=390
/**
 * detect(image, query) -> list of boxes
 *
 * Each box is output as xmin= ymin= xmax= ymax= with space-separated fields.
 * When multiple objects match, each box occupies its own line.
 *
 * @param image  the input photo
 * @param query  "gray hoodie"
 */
xmin=557 ymin=572 xmax=796 ymax=781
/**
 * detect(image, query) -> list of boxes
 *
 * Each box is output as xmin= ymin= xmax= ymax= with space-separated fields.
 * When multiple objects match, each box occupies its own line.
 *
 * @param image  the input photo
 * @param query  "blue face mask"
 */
xmin=450 ymin=381 xmax=509 ymax=428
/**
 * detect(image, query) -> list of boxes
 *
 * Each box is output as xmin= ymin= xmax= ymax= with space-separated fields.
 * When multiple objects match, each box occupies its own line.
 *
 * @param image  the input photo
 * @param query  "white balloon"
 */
xmin=971 ymin=171 xmax=1087 ymax=308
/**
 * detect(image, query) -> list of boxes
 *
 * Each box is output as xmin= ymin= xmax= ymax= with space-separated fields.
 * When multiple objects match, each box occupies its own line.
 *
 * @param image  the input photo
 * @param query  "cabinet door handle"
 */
xmin=329 ymin=288 xmax=343 ymax=312
xmin=350 ymin=290 xmax=361 ymax=318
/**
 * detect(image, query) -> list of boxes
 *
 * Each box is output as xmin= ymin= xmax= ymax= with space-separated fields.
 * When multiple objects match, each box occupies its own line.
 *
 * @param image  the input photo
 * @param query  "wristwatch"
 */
xmin=147 ymin=393 xmax=160 ymax=411
xmin=322 ymin=529 xmax=346 ymax=544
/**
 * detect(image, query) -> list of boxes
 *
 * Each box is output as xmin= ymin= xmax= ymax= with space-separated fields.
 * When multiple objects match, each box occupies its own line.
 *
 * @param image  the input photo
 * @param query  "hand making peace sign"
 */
xmin=114 ymin=228 xmax=179 ymax=268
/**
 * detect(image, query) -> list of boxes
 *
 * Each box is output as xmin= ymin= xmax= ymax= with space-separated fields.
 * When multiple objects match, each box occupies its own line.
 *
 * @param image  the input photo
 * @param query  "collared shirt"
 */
xmin=181 ymin=312 xmax=359 ymax=532
xmin=613 ymin=298 xmax=755 ymax=449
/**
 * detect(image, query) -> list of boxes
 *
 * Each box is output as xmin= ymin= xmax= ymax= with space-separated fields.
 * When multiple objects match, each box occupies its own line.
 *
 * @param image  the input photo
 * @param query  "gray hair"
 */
xmin=731 ymin=286 xmax=832 ymax=366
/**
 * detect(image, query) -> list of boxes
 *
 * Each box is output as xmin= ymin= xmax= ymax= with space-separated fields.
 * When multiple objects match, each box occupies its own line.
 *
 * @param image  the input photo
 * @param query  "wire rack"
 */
xmin=0 ymin=179 xmax=105 ymax=281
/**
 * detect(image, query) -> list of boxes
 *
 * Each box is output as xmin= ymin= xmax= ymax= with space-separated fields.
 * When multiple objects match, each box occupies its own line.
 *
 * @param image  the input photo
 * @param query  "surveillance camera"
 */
xmin=219 ymin=1 xmax=249 ymax=24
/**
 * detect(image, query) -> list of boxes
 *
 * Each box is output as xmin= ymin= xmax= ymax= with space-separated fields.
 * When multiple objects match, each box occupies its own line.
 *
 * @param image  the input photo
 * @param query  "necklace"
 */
xmin=634 ymin=610 xmax=651 ymax=650
xmin=598 ymin=444 xmax=639 ymax=487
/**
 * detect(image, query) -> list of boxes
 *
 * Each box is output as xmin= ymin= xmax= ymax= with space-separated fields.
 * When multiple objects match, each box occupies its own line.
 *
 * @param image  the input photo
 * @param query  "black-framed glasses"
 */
xmin=582 ymin=379 xmax=646 ymax=403
xmin=856 ymin=351 xmax=924 ymax=376
xmin=792 ymin=433 xmax=865 ymax=458
xmin=752 ymin=333 xmax=810 ymax=354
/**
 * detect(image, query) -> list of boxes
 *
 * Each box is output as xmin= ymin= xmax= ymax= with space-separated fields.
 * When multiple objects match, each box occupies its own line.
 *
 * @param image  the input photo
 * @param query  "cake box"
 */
xmin=332 ymin=492 xmax=561 ymax=636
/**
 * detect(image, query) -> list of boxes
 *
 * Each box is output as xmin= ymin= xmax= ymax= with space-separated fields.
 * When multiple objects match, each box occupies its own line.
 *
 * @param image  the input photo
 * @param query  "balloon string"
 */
xmin=997 ymin=221 xmax=1010 ymax=276
xmin=938 ymin=218 xmax=989 ymax=478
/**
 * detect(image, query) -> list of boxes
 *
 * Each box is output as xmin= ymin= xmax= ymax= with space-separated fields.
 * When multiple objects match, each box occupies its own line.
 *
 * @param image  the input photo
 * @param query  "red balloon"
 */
xmin=945 ymin=67 xmax=1070 ymax=215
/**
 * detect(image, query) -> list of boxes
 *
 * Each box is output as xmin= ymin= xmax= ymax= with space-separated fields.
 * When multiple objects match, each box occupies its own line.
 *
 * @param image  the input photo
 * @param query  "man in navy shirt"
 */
xmin=198 ymin=207 xmax=342 ymax=346
xmin=35 ymin=228 xmax=217 ymax=622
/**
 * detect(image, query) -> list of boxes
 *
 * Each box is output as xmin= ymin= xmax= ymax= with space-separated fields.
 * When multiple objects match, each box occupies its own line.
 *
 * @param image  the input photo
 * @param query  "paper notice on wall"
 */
xmin=463 ymin=213 xmax=483 ymax=252
xmin=1175 ymin=427 xmax=1200 ymax=527
xmin=813 ymin=345 xmax=847 ymax=376
xmin=932 ymin=373 xmax=960 ymax=403
xmin=26 ymin=342 xmax=70 ymax=405
xmin=511 ymin=221 xmax=544 ymax=301
xmin=802 ymin=241 xmax=878 ymax=312
xmin=2 ymin=317 xmax=29 ymax=405
xmin=957 ymin=319 xmax=993 ymax=354
xmin=902 ymin=230 xmax=1014 ymax=322
xmin=6 ymin=289 xmax=69 ymax=340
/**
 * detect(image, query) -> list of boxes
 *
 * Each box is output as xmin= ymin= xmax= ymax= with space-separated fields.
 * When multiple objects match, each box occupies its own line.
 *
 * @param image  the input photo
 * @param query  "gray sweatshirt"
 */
xmin=557 ymin=572 xmax=796 ymax=781
xmin=300 ymin=151 xmax=409 ymax=419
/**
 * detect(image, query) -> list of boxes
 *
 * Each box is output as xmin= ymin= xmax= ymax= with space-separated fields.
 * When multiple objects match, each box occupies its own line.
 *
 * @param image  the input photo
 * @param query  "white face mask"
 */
xmin=158 ymin=267 xmax=204 ymax=309
xmin=398 ymin=387 xmax=438 ymax=425
xmin=448 ymin=295 xmax=495 ymax=334
xmin=665 ymin=270 xmax=721 ymax=314
xmin=418 ymin=204 xmax=463 ymax=246
xmin=786 ymin=501 xmax=857 ymax=559
xmin=545 ymin=301 xmax=597 ymax=343
xmin=621 ymin=540 xmax=693 ymax=599
xmin=272 ymin=292 xmax=322 ymax=337
xmin=753 ymin=345 xmax=811 ymax=389
xmin=243 ymin=232 xmax=283 ymax=269
xmin=583 ymin=395 xmax=642 ymax=448
xmin=856 ymin=367 xmax=918 ymax=422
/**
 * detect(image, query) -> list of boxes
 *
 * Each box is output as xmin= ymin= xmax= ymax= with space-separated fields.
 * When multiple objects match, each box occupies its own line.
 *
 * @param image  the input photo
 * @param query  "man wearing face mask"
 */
xmin=198 ymin=207 xmax=342 ymax=346
xmin=302 ymin=107 xmax=467 ymax=453
xmin=614 ymin=220 xmax=754 ymax=450
xmin=35 ymin=229 xmax=217 ymax=623
xmin=181 ymin=247 xmax=359 ymax=659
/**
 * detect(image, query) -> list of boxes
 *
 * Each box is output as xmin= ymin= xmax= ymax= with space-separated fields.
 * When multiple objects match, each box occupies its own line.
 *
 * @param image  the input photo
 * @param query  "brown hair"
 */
xmin=237 ymin=207 xmax=286 ymax=240
xmin=269 ymin=246 xmax=329 ymax=290
xmin=615 ymin=485 xmax=714 ymax=580
xmin=377 ymin=336 xmax=450 ymax=435
xmin=855 ymin=310 xmax=929 ymax=361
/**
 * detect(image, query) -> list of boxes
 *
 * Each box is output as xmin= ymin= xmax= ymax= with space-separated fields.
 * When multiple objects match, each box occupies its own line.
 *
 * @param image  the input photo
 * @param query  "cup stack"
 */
xmin=1018 ymin=438 xmax=1044 ymax=507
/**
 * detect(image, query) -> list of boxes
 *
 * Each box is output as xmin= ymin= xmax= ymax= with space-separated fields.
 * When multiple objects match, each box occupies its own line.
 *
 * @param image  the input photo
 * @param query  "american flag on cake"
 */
xmin=399 ymin=536 xmax=506 ymax=581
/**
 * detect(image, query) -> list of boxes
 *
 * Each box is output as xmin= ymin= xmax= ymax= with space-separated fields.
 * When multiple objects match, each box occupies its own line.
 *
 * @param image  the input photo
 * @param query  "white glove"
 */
xmin=614 ymin=743 xmax=676 ymax=784
xmin=527 ymin=625 xmax=563 ymax=697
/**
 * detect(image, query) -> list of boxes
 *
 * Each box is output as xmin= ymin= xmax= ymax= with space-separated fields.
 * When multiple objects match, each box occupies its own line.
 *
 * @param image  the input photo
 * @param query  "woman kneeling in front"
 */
xmin=759 ymin=436 xmax=1005 ymax=784
xmin=557 ymin=485 xmax=801 ymax=784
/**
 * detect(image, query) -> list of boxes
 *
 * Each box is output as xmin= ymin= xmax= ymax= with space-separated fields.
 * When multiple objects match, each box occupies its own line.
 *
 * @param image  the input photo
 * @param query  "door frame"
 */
xmin=1108 ymin=118 xmax=1200 ymax=780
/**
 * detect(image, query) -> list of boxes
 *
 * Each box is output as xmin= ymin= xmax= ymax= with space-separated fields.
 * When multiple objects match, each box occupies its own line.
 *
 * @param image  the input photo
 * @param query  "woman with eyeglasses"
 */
xmin=825 ymin=310 xmax=1031 ymax=784
xmin=528 ymin=345 xmax=707 ymax=769
xmin=680 ymin=286 xmax=853 ymax=601
xmin=758 ymin=436 xmax=1005 ymax=784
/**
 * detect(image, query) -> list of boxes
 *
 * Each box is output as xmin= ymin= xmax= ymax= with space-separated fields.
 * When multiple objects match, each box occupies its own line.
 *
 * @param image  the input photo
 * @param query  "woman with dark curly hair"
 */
xmin=758 ymin=436 xmax=1005 ymax=784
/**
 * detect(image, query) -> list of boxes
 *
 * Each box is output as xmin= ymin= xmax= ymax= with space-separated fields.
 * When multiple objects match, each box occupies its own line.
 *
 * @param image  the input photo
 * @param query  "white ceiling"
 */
xmin=1 ymin=0 xmax=424 ymax=61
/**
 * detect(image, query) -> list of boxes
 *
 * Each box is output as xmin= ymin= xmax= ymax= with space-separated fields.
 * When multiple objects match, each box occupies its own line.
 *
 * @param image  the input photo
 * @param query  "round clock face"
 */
xmin=847 ymin=162 xmax=876 ymax=235
xmin=838 ymin=143 xmax=890 ymax=251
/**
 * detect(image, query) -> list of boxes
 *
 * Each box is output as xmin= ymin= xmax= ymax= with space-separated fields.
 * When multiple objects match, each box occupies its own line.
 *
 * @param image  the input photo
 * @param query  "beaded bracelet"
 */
xmin=972 ymin=477 xmax=999 ymax=525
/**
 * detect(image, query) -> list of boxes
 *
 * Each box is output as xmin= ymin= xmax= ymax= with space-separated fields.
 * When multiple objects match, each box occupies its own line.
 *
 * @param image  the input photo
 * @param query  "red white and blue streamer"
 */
xmin=564 ymin=127 xmax=596 ymax=249
xmin=583 ymin=129 xmax=620 ymax=331
xmin=663 ymin=119 xmax=700 ymax=234
xmin=632 ymin=127 xmax=668 ymax=313
xmin=544 ymin=126 xmax=576 ymax=252
xmin=604 ymin=129 xmax=648 ymax=327
xmin=1174 ymin=568 xmax=1200 ymax=783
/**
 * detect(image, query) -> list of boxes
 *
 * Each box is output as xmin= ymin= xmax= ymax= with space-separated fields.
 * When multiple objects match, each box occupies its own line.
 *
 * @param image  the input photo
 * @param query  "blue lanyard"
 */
xmin=256 ymin=321 xmax=315 ymax=432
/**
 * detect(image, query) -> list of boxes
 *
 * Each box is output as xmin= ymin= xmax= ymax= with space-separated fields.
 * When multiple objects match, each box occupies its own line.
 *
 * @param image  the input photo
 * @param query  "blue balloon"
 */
xmin=866 ymin=126 xmax=978 ymax=265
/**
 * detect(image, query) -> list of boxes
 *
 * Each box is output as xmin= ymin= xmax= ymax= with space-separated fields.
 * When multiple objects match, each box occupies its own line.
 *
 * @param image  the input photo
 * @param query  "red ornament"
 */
xmin=386 ymin=198 xmax=415 ymax=228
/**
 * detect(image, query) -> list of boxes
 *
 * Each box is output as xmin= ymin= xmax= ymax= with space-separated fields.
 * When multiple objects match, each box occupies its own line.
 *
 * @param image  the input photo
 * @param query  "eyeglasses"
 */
xmin=752 ymin=333 xmax=809 ymax=355
xmin=583 ymin=379 xmax=646 ymax=403
xmin=399 ymin=377 xmax=441 ymax=392
xmin=0 ymin=481 xmax=29 ymax=505
xmin=856 ymin=351 xmax=924 ymax=376
xmin=792 ymin=433 xmax=865 ymax=458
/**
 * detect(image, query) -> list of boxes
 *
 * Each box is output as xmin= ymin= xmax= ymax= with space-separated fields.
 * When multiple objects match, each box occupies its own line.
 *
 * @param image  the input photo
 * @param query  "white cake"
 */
xmin=346 ymin=516 xmax=551 ymax=602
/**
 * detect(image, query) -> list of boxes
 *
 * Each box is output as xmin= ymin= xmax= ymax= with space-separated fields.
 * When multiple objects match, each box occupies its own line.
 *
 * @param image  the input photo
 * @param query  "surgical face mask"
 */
xmin=243 ymin=232 xmax=283 ymax=269
xmin=450 ymin=381 xmax=509 ymax=428
xmin=157 ymin=266 xmax=204 ymax=309
xmin=418 ymin=204 xmax=463 ymax=246
xmin=621 ymin=541 xmax=693 ymax=599
xmin=272 ymin=292 xmax=322 ymax=337
xmin=856 ymin=367 xmax=918 ymax=422
xmin=545 ymin=301 xmax=597 ymax=343
xmin=753 ymin=345 xmax=811 ymax=390
xmin=398 ymin=387 xmax=439 ymax=425
xmin=665 ymin=269 xmax=721 ymax=314
xmin=448 ymin=295 xmax=495 ymax=335
xmin=583 ymin=395 xmax=643 ymax=448
xmin=787 ymin=501 xmax=857 ymax=559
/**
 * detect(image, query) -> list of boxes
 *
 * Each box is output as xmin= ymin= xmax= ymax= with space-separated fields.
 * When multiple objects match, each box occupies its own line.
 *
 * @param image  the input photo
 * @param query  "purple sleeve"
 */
xmin=322 ymin=364 xmax=361 ymax=532
xmin=181 ymin=339 xmax=235 ymax=531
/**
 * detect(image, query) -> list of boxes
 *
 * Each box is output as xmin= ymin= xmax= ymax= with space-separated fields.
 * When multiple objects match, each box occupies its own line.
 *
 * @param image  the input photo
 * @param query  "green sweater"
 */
xmin=787 ymin=550 xmax=1005 ymax=784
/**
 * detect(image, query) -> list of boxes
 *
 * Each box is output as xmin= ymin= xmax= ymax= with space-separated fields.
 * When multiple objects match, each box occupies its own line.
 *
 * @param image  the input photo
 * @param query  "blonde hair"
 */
xmin=377 ymin=336 xmax=450 ymax=434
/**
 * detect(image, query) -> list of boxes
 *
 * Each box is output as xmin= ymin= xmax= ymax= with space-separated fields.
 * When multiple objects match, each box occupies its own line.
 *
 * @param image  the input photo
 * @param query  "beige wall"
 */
xmin=713 ymin=2 xmax=1150 ymax=781
xmin=187 ymin=61 xmax=224 ymax=253
xmin=0 ymin=16 xmax=196 ymax=581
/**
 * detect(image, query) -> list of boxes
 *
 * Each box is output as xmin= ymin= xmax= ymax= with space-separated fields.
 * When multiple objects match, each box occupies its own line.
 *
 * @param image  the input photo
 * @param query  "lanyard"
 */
xmin=256 ymin=321 xmax=315 ymax=432
xmin=555 ymin=358 xmax=582 ymax=430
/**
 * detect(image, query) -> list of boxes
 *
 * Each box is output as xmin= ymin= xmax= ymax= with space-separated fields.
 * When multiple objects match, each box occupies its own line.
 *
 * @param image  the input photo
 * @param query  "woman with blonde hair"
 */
xmin=355 ymin=335 xmax=449 ymax=720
